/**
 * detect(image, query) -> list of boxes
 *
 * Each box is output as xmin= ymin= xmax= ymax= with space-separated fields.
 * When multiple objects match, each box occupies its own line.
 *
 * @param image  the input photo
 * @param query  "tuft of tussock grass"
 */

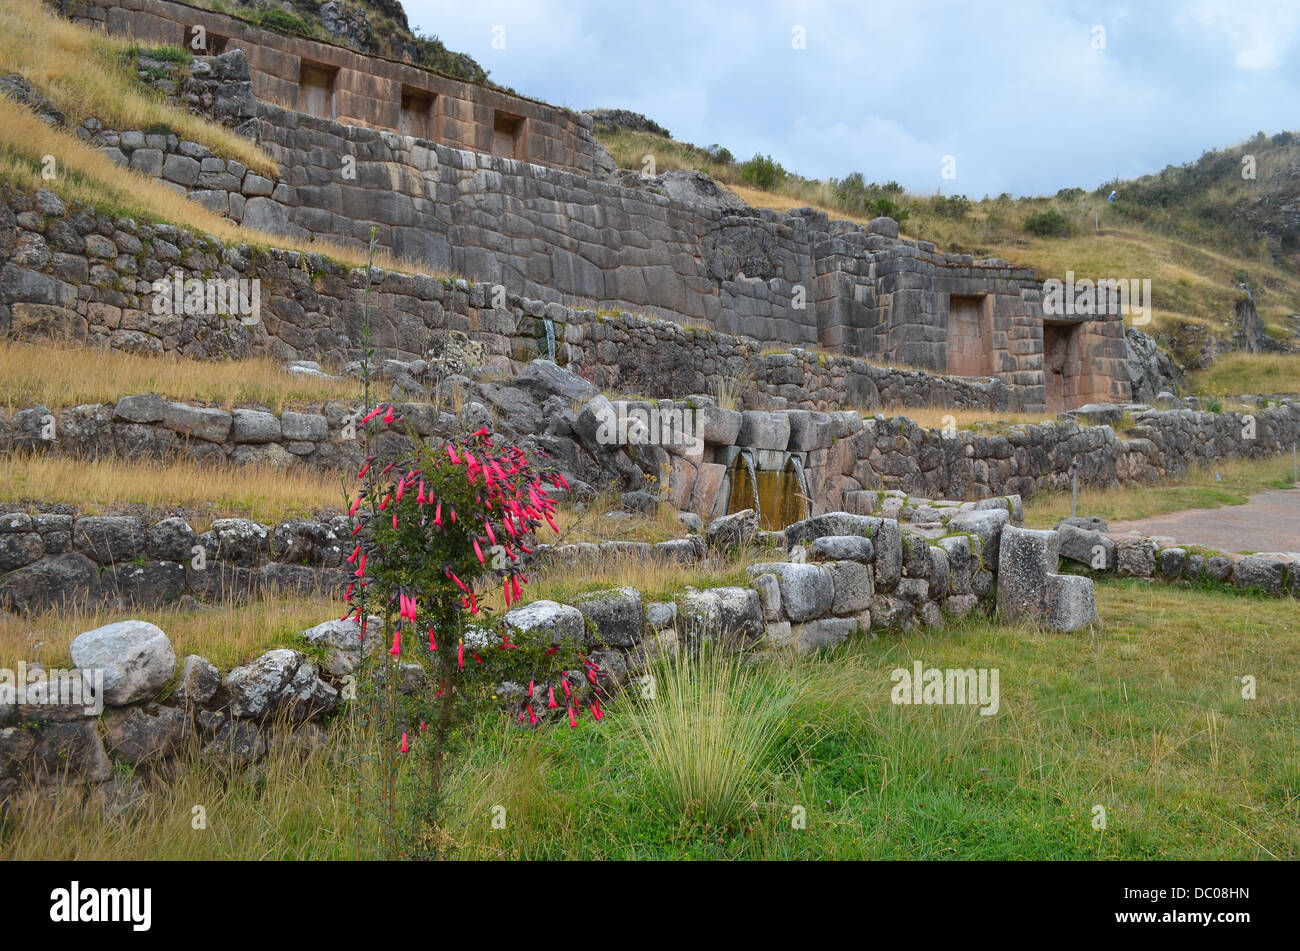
xmin=0 ymin=342 xmax=358 ymax=412
xmin=621 ymin=646 xmax=804 ymax=830
xmin=710 ymin=366 xmax=752 ymax=412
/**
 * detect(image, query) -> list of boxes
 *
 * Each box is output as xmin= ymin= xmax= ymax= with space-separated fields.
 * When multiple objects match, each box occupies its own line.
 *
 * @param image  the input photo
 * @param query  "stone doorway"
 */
xmin=946 ymin=294 xmax=991 ymax=377
xmin=1043 ymin=321 xmax=1082 ymax=413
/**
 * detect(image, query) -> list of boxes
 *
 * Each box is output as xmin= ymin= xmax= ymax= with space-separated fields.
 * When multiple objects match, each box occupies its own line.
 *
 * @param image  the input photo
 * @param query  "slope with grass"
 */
xmin=0 ymin=0 xmax=424 ymax=273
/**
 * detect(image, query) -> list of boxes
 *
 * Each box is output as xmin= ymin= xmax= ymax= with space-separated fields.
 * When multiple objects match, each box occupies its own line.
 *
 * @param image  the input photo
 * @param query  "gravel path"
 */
xmin=1107 ymin=487 xmax=1300 ymax=555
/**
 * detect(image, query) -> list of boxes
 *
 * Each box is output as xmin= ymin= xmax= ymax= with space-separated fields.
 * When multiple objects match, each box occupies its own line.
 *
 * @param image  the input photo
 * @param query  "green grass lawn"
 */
xmin=6 ymin=580 xmax=1295 ymax=860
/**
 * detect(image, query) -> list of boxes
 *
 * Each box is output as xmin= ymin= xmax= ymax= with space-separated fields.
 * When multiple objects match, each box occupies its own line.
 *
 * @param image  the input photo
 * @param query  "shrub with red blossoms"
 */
xmin=342 ymin=413 xmax=603 ymax=853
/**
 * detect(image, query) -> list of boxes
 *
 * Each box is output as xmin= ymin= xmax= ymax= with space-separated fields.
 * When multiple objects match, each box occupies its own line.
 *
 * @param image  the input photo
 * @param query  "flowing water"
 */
xmin=726 ymin=452 xmax=811 ymax=529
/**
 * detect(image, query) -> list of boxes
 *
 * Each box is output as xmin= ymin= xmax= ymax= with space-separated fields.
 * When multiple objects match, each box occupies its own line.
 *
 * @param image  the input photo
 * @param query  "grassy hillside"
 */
xmin=596 ymin=123 xmax=1300 ymax=370
xmin=0 ymin=0 xmax=430 ymax=272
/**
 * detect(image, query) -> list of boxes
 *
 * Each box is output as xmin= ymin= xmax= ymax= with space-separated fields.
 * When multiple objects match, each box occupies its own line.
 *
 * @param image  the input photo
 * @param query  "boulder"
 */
xmin=576 ymin=587 xmax=644 ymax=648
xmin=72 ymin=515 xmax=145 ymax=564
xmin=827 ymin=560 xmax=873 ymax=615
xmin=29 ymin=721 xmax=112 ymax=783
xmin=69 ymin=619 xmax=175 ymax=706
xmin=1233 ymin=556 xmax=1287 ymax=595
xmin=706 ymin=509 xmax=760 ymax=551
xmin=300 ymin=617 xmax=381 ymax=678
xmin=174 ymin=654 xmax=220 ymax=706
xmin=0 ymin=553 xmax=100 ymax=614
xmin=516 ymin=359 xmax=597 ymax=403
xmin=503 ymin=600 xmax=585 ymax=645
xmin=224 ymin=649 xmax=337 ymax=721
xmin=1056 ymin=522 xmax=1114 ymax=570
xmin=947 ymin=509 xmax=1010 ymax=566
xmin=103 ymin=703 xmax=188 ymax=765
xmin=790 ymin=617 xmax=857 ymax=652
xmin=809 ymin=535 xmax=874 ymax=563
xmin=998 ymin=526 xmax=1097 ymax=631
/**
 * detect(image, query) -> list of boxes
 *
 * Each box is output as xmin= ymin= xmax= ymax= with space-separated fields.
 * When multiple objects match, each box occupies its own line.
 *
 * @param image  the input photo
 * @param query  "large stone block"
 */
xmin=736 ymin=411 xmax=790 ymax=451
xmin=576 ymin=587 xmax=644 ymax=648
xmin=746 ymin=562 xmax=833 ymax=622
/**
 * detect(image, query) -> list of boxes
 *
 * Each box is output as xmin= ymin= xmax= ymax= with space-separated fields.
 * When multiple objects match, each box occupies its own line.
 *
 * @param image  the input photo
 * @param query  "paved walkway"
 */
xmin=1107 ymin=487 xmax=1300 ymax=555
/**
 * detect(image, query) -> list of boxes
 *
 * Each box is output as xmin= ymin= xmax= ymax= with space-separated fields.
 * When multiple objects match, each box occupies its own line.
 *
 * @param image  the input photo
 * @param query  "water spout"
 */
xmin=537 ymin=315 xmax=557 ymax=361
xmin=788 ymin=454 xmax=812 ymax=521
xmin=739 ymin=449 xmax=761 ymax=514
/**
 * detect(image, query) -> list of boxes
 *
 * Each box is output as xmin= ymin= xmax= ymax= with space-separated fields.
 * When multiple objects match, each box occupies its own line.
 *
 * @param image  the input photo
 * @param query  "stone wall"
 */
xmin=0 ymin=183 xmax=1023 ymax=416
xmin=65 ymin=0 xmax=597 ymax=174
xmin=0 ymin=503 xmax=721 ymax=615
xmin=0 ymin=511 xmax=351 ymax=615
xmin=0 ymin=503 xmax=1013 ymax=792
xmin=69 ymin=39 xmax=1131 ymax=410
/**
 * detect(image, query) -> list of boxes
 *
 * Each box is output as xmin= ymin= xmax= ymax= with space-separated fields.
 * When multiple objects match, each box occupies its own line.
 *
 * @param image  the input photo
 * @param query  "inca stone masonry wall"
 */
xmin=71 ymin=37 xmax=1129 ymax=411
xmin=0 ymin=182 xmax=1017 ymax=415
xmin=66 ymin=0 xmax=598 ymax=174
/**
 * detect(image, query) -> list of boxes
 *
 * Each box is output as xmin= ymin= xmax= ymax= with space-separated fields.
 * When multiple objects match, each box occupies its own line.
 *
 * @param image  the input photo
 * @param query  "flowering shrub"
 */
xmin=342 ymin=410 xmax=607 ymax=853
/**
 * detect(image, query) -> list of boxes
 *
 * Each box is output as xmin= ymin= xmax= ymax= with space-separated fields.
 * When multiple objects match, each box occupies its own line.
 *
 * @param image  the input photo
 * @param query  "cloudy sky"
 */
xmin=401 ymin=0 xmax=1299 ymax=198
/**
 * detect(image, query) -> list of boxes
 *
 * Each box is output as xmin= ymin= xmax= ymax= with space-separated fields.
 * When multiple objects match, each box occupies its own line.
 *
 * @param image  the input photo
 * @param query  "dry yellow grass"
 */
xmin=0 ymin=593 xmax=341 ymax=670
xmin=1187 ymin=353 xmax=1300 ymax=395
xmin=875 ymin=405 xmax=1057 ymax=430
xmin=0 ymin=0 xmax=434 ymax=274
xmin=0 ymin=342 xmax=358 ymax=412
xmin=0 ymin=0 xmax=272 ymax=173
xmin=0 ymin=452 xmax=345 ymax=525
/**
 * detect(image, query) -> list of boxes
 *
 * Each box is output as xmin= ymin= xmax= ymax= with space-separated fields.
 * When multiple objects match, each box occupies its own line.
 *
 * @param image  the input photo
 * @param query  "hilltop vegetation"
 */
xmin=186 ymin=0 xmax=494 ymax=86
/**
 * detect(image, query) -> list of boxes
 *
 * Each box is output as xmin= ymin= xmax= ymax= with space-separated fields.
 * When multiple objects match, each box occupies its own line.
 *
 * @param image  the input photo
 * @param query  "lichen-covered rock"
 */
xmin=1233 ymin=556 xmax=1287 ymax=594
xmin=503 ymin=600 xmax=585 ymax=645
xmin=223 ymin=649 xmax=337 ymax=721
xmin=174 ymin=654 xmax=221 ymax=706
xmin=1116 ymin=538 xmax=1157 ymax=577
xmin=69 ymin=619 xmax=175 ymax=706
xmin=300 ymin=617 xmax=381 ymax=677
xmin=575 ymin=587 xmax=643 ymax=648
xmin=706 ymin=509 xmax=760 ymax=551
